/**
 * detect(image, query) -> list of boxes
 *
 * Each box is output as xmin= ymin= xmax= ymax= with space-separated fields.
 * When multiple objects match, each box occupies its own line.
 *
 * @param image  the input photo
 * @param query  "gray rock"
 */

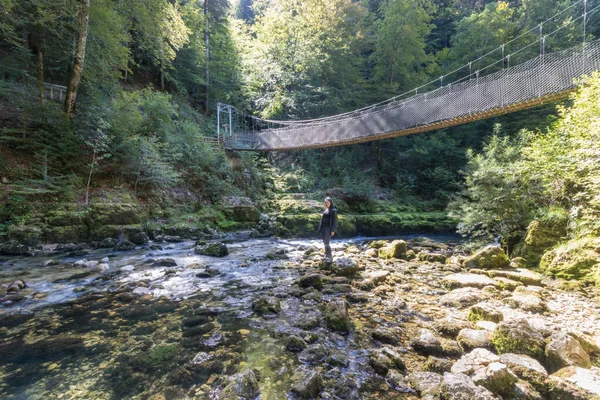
xmin=324 ymin=299 xmax=351 ymax=333
xmin=153 ymin=258 xmax=178 ymax=267
xmin=492 ymin=319 xmax=546 ymax=360
xmin=510 ymin=380 xmax=543 ymax=400
xmin=369 ymin=350 xmax=393 ymax=375
xmin=434 ymin=318 xmax=474 ymax=338
xmin=499 ymin=353 xmax=548 ymax=391
xmin=506 ymin=294 xmax=548 ymax=313
xmin=129 ymin=232 xmax=149 ymax=245
xmin=550 ymin=367 xmax=600 ymax=399
xmin=297 ymin=274 xmax=324 ymax=290
xmin=464 ymin=245 xmax=510 ymax=270
xmin=457 ymin=328 xmax=493 ymax=351
xmin=114 ymin=240 xmax=135 ymax=251
xmin=439 ymin=288 xmax=488 ymax=307
xmin=290 ymin=370 xmax=323 ymax=399
xmin=365 ymin=270 xmax=390 ymax=285
xmin=546 ymin=332 xmax=592 ymax=373
xmin=471 ymin=361 xmax=518 ymax=396
xmin=251 ymin=296 xmax=281 ymax=315
xmin=424 ymin=356 xmax=454 ymax=373
xmin=298 ymin=344 xmax=328 ymax=364
xmin=381 ymin=346 xmax=406 ymax=370
xmin=0 ymin=241 xmax=30 ymax=256
xmin=332 ymin=257 xmax=360 ymax=276
xmin=292 ymin=314 xmax=321 ymax=330
xmin=442 ymin=273 xmax=499 ymax=289
xmin=440 ymin=372 xmax=497 ymax=399
xmin=286 ymin=335 xmax=307 ymax=352
xmin=451 ymin=348 xmax=500 ymax=375
xmin=411 ymin=328 xmax=443 ymax=356
xmin=218 ymin=369 xmax=260 ymax=400
xmin=407 ymin=372 xmax=443 ymax=397
xmin=98 ymin=238 xmax=117 ymax=248
xmin=195 ymin=242 xmax=229 ymax=257
xmin=468 ymin=304 xmax=504 ymax=323
xmin=372 ymin=327 xmax=400 ymax=345
xmin=387 ymin=370 xmax=411 ymax=391
xmin=6 ymin=280 xmax=26 ymax=293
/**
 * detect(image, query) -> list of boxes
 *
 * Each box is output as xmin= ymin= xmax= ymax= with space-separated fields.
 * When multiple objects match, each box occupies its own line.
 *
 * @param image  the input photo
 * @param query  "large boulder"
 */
xmin=129 ymin=231 xmax=149 ymax=245
xmin=512 ymin=214 xmax=567 ymax=267
xmin=411 ymin=328 xmax=443 ymax=356
xmin=499 ymin=353 xmax=548 ymax=392
xmin=492 ymin=319 xmax=546 ymax=360
xmin=218 ymin=369 xmax=260 ymax=400
xmin=290 ymin=370 xmax=323 ymax=399
xmin=0 ymin=240 xmax=30 ymax=256
xmin=549 ymin=367 xmax=600 ymax=399
xmin=324 ymin=299 xmax=351 ymax=333
xmin=407 ymin=372 xmax=443 ymax=397
xmin=457 ymin=329 xmax=493 ymax=351
xmin=378 ymin=240 xmax=408 ymax=259
xmin=545 ymin=332 xmax=592 ymax=373
xmin=332 ymin=258 xmax=360 ymax=276
xmin=540 ymin=237 xmax=600 ymax=285
xmin=195 ymin=242 xmax=229 ymax=257
xmin=442 ymin=273 xmax=498 ymax=289
xmin=440 ymin=372 xmax=497 ymax=399
xmin=296 ymin=274 xmax=324 ymax=290
xmin=468 ymin=304 xmax=504 ymax=323
xmin=439 ymin=288 xmax=488 ymax=308
xmin=464 ymin=246 xmax=510 ymax=270
xmin=251 ymin=296 xmax=281 ymax=315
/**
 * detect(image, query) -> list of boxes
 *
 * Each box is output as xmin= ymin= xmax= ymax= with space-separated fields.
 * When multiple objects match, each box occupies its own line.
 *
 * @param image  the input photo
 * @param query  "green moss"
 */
xmin=149 ymin=345 xmax=177 ymax=366
xmin=491 ymin=320 xmax=545 ymax=359
xmin=513 ymin=212 xmax=568 ymax=267
xmin=539 ymin=237 xmax=600 ymax=284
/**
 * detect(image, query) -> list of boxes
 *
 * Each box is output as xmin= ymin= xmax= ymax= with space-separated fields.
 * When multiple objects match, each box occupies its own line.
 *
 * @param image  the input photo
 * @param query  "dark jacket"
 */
xmin=318 ymin=200 xmax=338 ymax=233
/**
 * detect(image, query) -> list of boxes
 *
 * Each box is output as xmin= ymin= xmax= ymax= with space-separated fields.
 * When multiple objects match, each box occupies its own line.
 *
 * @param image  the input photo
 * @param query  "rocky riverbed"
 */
xmin=1 ymin=236 xmax=600 ymax=399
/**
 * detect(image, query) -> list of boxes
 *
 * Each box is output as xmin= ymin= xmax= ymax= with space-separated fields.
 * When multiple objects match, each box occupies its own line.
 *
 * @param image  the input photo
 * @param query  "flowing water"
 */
xmin=0 ymin=235 xmax=459 ymax=400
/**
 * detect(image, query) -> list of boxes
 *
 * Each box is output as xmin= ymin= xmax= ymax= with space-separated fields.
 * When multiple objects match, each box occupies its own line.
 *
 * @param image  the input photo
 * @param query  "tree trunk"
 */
xmin=64 ymin=0 xmax=91 ymax=118
xmin=204 ymin=0 xmax=210 ymax=114
xmin=37 ymin=45 xmax=44 ymax=107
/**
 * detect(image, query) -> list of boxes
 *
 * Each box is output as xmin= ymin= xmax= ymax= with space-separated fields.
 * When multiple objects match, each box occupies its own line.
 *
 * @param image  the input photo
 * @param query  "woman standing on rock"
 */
xmin=318 ymin=197 xmax=338 ymax=262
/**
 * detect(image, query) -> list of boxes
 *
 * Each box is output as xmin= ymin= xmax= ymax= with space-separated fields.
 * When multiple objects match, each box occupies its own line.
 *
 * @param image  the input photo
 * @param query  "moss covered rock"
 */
xmin=513 ymin=211 xmax=568 ymax=267
xmin=194 ymin=242 xmax=229 ymax=257
xmin=378 ymin=240 xmax=408 ymax=259
xmin=464 ymin=246 xmax=510 ymax=270
xmin=539 ymin=237 xmax=600 ymax=285
xmin=492 ymin=319 xmax=546 ymax=360
xmin=324 ymin=299 xmax=351 ymax=333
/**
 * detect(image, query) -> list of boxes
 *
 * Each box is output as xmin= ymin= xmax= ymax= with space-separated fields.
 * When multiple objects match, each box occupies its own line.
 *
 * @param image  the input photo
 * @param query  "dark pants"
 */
xmin=320 ymin=228 xmax=332 ymax=258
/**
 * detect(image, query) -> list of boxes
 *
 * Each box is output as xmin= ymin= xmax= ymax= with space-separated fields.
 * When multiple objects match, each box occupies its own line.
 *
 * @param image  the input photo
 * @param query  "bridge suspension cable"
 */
xmin=217 ymin=0 xmax=600 ymax=151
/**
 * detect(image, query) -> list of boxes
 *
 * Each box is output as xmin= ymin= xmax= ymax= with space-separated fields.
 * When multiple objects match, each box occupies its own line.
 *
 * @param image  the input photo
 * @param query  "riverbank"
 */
xmin=1 ymin=235 xmax=599 ymax=399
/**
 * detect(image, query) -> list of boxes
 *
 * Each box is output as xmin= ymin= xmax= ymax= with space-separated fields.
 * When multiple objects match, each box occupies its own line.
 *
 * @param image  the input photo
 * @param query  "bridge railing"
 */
xmin=44 ymin=83 xmax=67 ymax=102
xmin=224 ymin=40 xmax=600 ymax=151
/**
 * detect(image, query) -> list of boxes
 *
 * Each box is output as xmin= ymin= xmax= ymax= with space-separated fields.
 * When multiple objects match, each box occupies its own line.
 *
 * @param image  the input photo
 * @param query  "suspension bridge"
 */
xmin=217 ymin=1 xmax=600 ymax=151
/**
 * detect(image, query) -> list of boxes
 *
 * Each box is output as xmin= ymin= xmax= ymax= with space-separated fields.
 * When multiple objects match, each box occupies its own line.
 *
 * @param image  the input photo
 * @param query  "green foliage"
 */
xmin=372 ymin=0 xmax=436 ymax=94
xmin=451 ymin=73 xmax=600 ymax=243
xmin=449 ymin=125 xmax=540 ymax=239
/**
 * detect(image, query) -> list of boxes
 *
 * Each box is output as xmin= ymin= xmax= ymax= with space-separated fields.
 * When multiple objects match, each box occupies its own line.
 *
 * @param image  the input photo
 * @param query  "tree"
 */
xmin=371 ymin=0 xmax=435 ymax=95
xmin=448 ymin=1 xmax=520 ymax=70
xmin=64 ymin=0 xmax=91 ymax=117
xmin=237 ymin=0 xmax=368 ymax=118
